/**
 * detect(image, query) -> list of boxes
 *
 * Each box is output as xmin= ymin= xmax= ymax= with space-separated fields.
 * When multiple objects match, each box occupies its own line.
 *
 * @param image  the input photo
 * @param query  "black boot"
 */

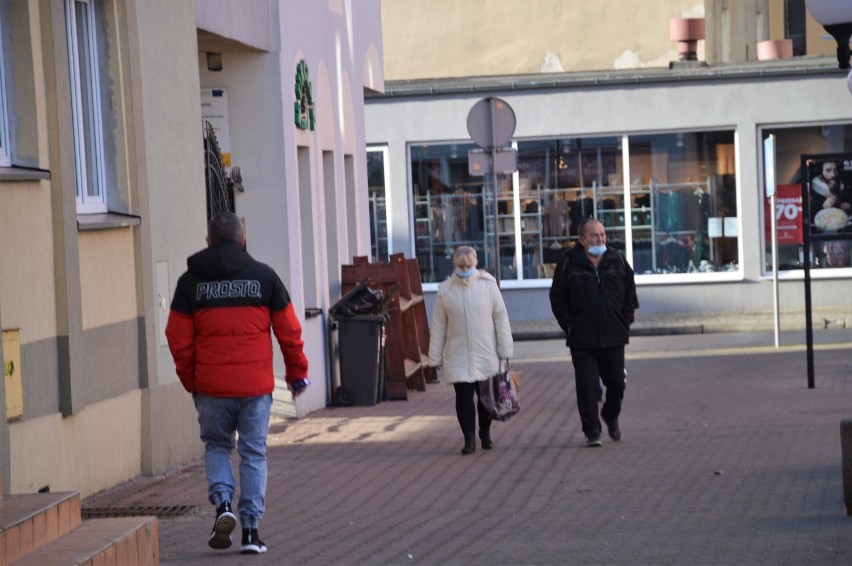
xmin=479 ymin=429 xmax=493 ymax=450
xmin=461 ymin=433 xmax=476 ymax=455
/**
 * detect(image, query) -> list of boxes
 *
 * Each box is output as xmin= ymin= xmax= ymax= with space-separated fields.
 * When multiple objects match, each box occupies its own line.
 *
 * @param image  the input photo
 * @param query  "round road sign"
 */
xmin=467 ymin=97 xmax=516 ymax=149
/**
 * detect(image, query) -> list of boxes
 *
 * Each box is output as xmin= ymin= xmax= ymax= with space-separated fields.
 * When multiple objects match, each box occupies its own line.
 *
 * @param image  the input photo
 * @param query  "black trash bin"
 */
xmin=330 ymin=280 xmax=389 ymax=407
xmin=334 ymin=315 xmax=386 ymax=406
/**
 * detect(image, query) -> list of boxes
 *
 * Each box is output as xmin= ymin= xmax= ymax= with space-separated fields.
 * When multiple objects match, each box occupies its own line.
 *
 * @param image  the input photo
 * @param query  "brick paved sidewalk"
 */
xmin=85 ymin=344 xmax=852 ymax=564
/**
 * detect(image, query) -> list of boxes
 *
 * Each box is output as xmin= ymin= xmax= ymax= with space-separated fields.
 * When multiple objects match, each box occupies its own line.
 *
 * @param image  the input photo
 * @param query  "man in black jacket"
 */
xmin=549 ymin=219 xmax=639 ymax=447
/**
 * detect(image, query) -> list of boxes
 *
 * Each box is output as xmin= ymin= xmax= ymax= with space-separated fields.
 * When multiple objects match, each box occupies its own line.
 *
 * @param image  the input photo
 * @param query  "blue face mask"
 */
xmin=587 ymin=244 xmax=607 ymax=256
xmin=454 ymin=267 xmax=476 ymax=279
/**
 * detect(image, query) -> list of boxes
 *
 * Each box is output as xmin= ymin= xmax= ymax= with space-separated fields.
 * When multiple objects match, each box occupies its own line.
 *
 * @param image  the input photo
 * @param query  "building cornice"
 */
xmin=366 ymin=57 xmax=844 ymax=99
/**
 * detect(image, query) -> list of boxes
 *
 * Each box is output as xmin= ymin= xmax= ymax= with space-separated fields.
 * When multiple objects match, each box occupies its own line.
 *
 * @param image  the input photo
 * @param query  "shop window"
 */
xmin=367 ymin=147 xmax=390 ymax=262
xmin=66 ymin=0 xmax=107 ymax=212
xmin=627 ymin=131 xmax=738 ymax=276
xmin=410 ymin=132 xmax=739 ymax=285
xmin=516 ymin=136 xmax=624 ymax=279
xmin=762 ymin=124 xmax=852 ymax=272
xmin=410 ymin=142 xmax=499 ymax=283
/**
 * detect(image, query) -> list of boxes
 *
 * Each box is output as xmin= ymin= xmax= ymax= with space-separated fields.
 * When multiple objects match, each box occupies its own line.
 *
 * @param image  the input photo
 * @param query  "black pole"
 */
xmin=801 ymin=155 xmax=815 ymax=389
xmin=803 ymin=243 xmax=815 ymax=389
xmin=824 ymin=23 xmax=852 ymax=70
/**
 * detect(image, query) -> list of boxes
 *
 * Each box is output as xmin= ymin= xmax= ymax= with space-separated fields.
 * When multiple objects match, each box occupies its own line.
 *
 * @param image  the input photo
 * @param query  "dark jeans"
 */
xmin=452 ymin=382 xmax=492 ymax=437
xmin=570 ymin=346 xmax=626 ymax=438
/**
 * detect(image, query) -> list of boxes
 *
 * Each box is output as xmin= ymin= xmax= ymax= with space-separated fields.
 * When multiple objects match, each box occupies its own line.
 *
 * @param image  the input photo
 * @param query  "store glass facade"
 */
xmin=628 ymin=131 xmax=738 ymax=275
xmin=409 ymin=131 xmax=739 ymax=284
xmin=762 ymin=123 xmax=852 ymax=272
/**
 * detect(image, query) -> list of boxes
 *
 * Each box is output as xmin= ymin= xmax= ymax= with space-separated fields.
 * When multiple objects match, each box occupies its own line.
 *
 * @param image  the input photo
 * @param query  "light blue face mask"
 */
xmin=587 ymin=244 xmax=607 ymax=256
xmin=454 ymin=267 xmax=476 ymax=279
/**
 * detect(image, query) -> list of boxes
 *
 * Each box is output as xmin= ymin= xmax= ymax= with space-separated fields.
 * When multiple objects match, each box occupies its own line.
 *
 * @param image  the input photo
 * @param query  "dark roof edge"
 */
xmin=366 ymin=57 xmax=844 ymax=99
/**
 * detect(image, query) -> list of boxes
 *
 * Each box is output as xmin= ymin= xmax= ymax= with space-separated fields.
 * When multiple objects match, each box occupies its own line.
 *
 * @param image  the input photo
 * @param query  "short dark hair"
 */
xmin=207 ymin=212 xmax=244 ymax=245
xmin=577 ymin=218 xmax=602 ymax=237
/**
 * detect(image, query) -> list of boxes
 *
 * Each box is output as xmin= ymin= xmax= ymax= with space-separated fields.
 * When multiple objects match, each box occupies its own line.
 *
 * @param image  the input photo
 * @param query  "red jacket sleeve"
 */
xmin=165 ymin=310 xmax=196 ymax=393
xmin=271 ymin=303 xmax=309 ymax=383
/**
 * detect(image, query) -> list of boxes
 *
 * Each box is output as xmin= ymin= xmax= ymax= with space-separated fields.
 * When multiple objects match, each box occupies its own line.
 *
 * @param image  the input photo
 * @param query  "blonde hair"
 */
xmin=452 ymin=245 xmax=478 ymax=267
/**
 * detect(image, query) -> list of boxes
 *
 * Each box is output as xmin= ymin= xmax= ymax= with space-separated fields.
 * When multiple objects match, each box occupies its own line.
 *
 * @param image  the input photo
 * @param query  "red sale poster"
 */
xmin=764 ymin=183 xmax=803 ymax=245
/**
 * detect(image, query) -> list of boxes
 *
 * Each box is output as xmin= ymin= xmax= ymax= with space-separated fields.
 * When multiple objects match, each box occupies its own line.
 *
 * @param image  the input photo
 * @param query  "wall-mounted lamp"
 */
xmin=805 ymin=0 xmax=852 ymax=70
xmin=207 ymin=52 xmax=223 ymax=72
xmin=229 ymin=166 xmax=244 ymax=192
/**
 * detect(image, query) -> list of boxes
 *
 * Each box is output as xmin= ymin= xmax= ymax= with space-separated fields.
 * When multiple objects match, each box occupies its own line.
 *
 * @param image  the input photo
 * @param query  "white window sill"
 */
xmin=0 ymin=166 xmax=51 ymax=182
xmin=77 ymin=212 xmax=141 ymax=231
xmin=759 ymin=268 xmax=852 ymax=280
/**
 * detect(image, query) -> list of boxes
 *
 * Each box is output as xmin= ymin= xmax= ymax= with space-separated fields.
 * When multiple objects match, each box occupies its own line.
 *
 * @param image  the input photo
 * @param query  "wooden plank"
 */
xmin=405 ymin=257 xmax=437 ymax=383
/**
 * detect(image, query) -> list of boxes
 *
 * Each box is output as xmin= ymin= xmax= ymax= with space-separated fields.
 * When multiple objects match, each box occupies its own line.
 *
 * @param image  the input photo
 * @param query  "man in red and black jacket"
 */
xmin=166 ymin=212 xmax=308 ymax=555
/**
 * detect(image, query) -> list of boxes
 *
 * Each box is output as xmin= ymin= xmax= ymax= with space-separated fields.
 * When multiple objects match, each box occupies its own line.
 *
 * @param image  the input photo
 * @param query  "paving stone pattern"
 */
xmin=85 ymin=341 xmax=852 ymax=565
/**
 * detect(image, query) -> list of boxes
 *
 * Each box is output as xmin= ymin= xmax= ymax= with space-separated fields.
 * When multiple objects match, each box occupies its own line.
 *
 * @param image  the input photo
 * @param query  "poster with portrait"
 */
xmin=803 ymin=153 xmax=852 ymax=239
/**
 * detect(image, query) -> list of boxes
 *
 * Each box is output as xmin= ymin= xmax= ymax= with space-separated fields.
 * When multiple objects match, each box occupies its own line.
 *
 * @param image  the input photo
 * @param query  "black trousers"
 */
xmin=452 ymin=382 xmax=492 ymax=437
xmin=570 ymin=346 xmax=626 ymax=438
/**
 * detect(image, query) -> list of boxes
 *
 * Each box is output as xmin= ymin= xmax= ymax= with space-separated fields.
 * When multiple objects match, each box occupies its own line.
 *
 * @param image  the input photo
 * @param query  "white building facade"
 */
xmin=194 ymin=0 xmax=384 ymax=418
xmin=365 ymin=60 xmax=852 ymax=320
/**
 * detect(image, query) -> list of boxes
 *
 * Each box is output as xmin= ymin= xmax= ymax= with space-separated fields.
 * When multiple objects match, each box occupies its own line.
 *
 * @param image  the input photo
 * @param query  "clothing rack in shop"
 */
xmin=341 ymin=255 xmax=428 ymax=400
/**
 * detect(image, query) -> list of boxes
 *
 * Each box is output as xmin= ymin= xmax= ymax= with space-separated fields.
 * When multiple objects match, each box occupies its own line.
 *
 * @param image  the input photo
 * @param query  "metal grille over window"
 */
xmin=203 ymin=120 xmax=235 ymax=221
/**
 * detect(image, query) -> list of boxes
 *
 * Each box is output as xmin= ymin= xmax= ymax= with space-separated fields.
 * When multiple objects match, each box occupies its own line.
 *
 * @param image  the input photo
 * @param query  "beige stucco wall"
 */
xmin=806 ymin=13 xmax=837 ymax=57
xmin=78 ymin=229 xmax=138 ymax=330
xmin=8 ymin=390 xmax=142 ymax=497
xmin=381 ymin=0 xmax=705 ymax=79
xmin=130 ymin=0 xmax=208 ymax=474
xmin=382 ymin=0 xmax=844 ymax=80
xmin=0 ymin=180 xmax=57 ymax=342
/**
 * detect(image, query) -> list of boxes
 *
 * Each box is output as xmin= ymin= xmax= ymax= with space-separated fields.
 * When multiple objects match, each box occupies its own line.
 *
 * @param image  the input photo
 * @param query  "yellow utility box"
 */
xmin=3 ymin=329 xmax=23 ymax=420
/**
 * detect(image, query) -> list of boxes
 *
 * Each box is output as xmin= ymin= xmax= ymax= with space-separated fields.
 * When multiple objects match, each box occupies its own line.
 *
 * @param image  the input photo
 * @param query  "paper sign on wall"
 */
xmin=708 ymin=217 xmax=722 ymax=238
xmin=724 ymin=217 xmax=738 ymax=237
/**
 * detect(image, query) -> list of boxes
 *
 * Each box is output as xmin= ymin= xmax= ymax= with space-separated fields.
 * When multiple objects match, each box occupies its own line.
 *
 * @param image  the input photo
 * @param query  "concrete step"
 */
xmin=14 ymin=516 xmax=158 ymax=565
xmin=0 ymin=491 xmax=81 ymax=563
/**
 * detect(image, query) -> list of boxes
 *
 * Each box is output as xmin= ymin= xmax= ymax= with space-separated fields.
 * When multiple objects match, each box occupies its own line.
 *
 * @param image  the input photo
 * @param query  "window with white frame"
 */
xmin=367 ymin=147 xmax=390 ymax=262
xmin=409 ymin=131 xmax=739 ymax=285
xmin=0 ymin=13 xmax=10 ymax=167
xmin=762 ymin=123 xmax=852 ymax=272
xmin=66 ymin=0 xmax=106 ymax=212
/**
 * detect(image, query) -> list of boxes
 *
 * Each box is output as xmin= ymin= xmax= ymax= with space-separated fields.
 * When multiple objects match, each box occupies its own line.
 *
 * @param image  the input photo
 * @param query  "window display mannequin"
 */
xmin=823 ymin=240 xmax=850 ymax=268
xmin=543 ymin=194 xmax=570 ymax=238
xmin=431 ymin=188 xmax=460 ymax=243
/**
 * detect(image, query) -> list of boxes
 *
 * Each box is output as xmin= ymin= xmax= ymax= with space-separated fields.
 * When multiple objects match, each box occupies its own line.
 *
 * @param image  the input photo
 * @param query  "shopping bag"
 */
xmin=479 ymin=362 xmax=520 ymax=421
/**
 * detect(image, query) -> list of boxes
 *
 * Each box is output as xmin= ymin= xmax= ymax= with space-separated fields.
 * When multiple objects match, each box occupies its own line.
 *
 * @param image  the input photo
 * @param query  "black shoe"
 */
xmin=585 ymin=433 xmax=602 ymax=447
xmin=605 ymin=418 xmax=622 ymax=441
xmin=208 ymin=501 xmax=237 ymax=549
xmin=461 ymin=433 xmax=476 ymax=455
xmin=241 ymin=528 xmax=268 ymax=554
xmin=480 ymin=430 xmax=493 ymax=450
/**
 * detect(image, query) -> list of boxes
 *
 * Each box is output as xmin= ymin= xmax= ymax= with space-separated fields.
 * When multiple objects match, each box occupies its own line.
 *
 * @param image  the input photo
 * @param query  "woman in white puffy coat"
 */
xmin=428 ymin=246 xmax=514 ymax=454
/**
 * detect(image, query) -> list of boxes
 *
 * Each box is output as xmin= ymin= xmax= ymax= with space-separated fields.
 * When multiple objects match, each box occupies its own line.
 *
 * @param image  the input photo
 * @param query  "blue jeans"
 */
xmin=194 ymin=393 xmax=272 ymax=529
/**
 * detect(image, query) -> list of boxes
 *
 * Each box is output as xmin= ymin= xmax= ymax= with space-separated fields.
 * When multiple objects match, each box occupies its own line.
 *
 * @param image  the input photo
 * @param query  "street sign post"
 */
xmin=764 ymin=134 xmax=781 ymax=348
xmin=466 ymin=97 xmax=518 ymax=285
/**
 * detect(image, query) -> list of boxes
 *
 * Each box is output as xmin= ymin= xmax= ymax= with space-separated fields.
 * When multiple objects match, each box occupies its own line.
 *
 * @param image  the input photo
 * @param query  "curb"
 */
xmin=512 ymin=324 xmax=705 ymax=341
